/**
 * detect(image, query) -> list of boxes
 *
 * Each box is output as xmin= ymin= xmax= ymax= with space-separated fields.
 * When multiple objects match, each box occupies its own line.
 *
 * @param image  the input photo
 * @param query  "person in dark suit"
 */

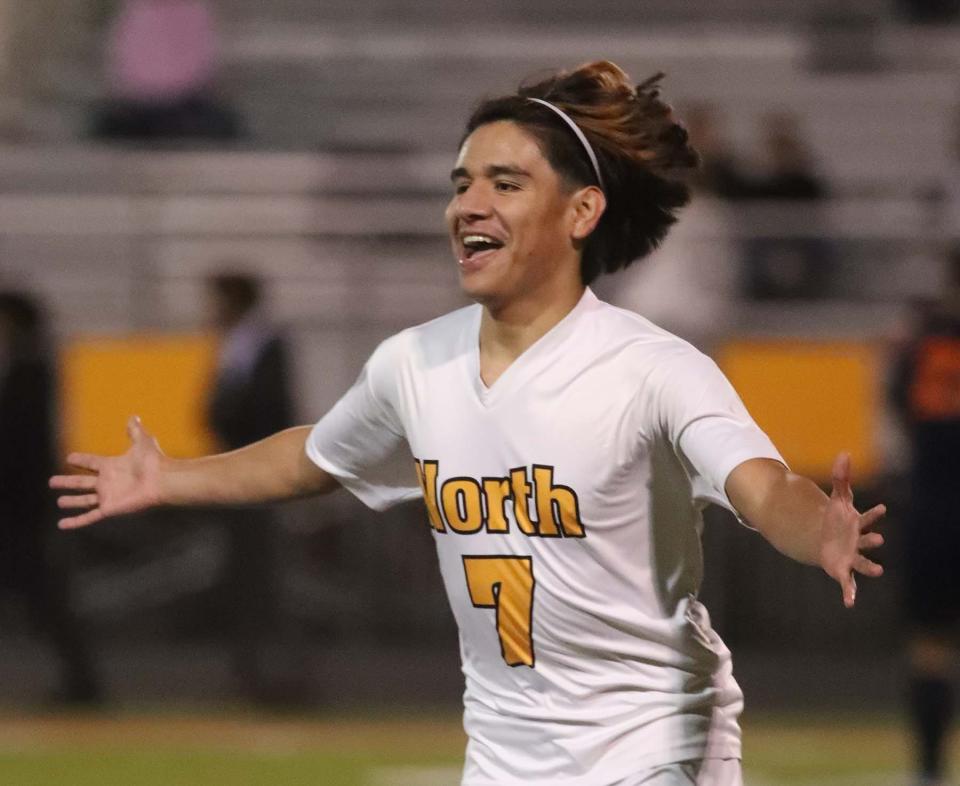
xmin=205 ymin=272 xmax=301 ymax=704
xmin=207 ymin=273 xmax=293 ymax=453
xmin=0 ymin=291 xmax=101 ymax=704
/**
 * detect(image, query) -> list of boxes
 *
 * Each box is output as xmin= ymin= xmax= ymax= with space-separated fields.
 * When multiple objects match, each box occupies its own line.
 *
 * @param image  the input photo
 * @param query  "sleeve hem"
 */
xmin=711 ymin=448 xmax=787 ymax=529
xmin=304 ymin=439 xmax=420 ymax=512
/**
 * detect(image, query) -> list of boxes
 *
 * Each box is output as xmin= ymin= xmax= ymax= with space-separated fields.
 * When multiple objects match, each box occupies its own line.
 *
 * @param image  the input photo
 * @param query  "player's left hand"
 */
xmin=819 ymin=452 xmax=886 ymax=608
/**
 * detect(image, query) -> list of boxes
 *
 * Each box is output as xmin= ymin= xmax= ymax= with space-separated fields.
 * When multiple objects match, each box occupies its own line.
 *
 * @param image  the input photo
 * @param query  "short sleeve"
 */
xmin=655 ymin=349 xmax=785 ymax=517
xmin=306 ymin=336 xmax=422 ymax=511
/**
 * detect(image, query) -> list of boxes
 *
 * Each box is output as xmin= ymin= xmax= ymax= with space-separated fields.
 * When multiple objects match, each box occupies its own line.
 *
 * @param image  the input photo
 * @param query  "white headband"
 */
xmin=527 ymin=97 xmax=605 ymax=191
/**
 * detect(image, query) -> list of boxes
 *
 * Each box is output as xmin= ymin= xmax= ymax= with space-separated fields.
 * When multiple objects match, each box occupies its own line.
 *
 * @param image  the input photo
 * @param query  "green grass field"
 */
xmin=0 ymin=710 xmax=948 ymax=785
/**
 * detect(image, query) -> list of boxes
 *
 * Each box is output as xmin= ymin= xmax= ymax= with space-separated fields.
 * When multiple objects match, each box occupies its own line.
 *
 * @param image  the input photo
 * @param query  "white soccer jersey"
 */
xmin=306 ymin=288 xmax=783 ymax=786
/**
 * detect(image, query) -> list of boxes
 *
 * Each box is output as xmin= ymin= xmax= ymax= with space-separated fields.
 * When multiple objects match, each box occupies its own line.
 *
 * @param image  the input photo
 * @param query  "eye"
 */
xmin=453 ymin=181 xmax=470 ymax=195
xmin=494 ymin=180 xmax=520 ymax=193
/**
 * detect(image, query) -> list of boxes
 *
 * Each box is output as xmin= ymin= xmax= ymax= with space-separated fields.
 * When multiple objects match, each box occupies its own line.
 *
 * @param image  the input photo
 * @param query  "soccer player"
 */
xmin=51 ymin=61 xmax=885 ymax=786
xmin=891 ymin=247 xmax=960 ymax=786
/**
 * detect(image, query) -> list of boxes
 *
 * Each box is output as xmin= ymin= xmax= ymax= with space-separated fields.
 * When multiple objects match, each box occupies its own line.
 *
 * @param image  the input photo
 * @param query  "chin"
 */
xmin=458 ymin=273 xmax=504 ymax=308
xmin=459 ymin=276 xmax=493 ymax=304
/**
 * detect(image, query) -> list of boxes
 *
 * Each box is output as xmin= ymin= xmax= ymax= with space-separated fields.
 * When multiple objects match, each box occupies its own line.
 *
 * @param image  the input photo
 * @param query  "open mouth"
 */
xmin=460 ymin=234 xmax=505 ymax=261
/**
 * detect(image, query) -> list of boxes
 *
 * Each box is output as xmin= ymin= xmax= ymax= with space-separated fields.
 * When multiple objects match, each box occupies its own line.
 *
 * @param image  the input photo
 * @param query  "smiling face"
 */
xmin=445 ymin=121 xmax=598 ymax=315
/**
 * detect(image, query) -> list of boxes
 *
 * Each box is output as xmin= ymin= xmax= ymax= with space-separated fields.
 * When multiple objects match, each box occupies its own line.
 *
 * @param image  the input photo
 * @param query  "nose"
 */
xmin=452 ymin=182 xmax=493 ymax=223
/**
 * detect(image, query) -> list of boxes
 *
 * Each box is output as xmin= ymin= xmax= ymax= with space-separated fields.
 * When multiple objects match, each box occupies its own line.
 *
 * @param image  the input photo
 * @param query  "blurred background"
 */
xmin=0 ymin=0 xmax=958 ymax=784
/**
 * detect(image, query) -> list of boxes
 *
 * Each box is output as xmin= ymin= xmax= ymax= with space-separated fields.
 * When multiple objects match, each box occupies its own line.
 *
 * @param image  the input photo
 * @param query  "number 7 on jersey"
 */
xmin=462 ymin=555 xmax=536 ymax=667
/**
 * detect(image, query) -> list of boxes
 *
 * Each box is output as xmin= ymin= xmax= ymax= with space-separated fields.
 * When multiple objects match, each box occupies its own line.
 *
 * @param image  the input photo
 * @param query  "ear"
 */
xmin=569 ymin=186 xmax=606 ymax=241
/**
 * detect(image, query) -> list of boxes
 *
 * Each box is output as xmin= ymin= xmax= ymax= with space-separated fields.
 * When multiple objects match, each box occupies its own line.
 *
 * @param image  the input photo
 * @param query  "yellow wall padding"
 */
xmin=717 ymin=340 xmax=879 ymax=482
xmin=60 ymin=333 xmax=218 ymax=461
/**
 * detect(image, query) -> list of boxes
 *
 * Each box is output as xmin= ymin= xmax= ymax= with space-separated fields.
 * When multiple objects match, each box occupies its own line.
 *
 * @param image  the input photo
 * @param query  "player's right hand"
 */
xmin=49 ymin=415 xmax=165 ymax=529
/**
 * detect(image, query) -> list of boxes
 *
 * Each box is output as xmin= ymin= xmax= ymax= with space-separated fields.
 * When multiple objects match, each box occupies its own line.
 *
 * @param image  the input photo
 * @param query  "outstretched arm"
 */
xmin=50 ymin=416 xmax=338 ymax=529
xmin=725 ymin=452 xmax=885 ymax=608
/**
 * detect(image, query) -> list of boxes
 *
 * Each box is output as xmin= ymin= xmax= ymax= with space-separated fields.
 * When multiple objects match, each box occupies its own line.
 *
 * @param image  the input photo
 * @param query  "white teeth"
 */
xmin=462 ymin=234 xmax=499 ymax=245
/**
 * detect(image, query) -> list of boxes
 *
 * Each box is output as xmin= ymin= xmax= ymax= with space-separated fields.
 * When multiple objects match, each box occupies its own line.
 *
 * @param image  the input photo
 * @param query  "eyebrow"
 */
xmin=449 ymin=164 xmax=532 ymax=181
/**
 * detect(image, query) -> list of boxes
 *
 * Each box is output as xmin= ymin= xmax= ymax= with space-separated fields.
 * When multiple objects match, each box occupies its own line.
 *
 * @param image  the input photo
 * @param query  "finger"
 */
xmin=859 ymin=504 xmax=887 ymax=532
xmin=842 ymin=572 xmax=857 ymax=608
xmin=127 ymin=414 xmax=144 ymax=442
xmin=58 ymin=509 xmax=104 ymax=530
xmin=854 ymin=555 xmax=884 ymax=578
xmin=49 ymin=474 xmax=98 ymax=491
xmin=66 ymin=452 xmax=103 ymax=472
xmin=57 ymin=493 xmax=98 ymax=510
xmin=858 ymin=532 xmax=885 ymax=551
xmin=831 ymin=451 xmax=853 ymax=503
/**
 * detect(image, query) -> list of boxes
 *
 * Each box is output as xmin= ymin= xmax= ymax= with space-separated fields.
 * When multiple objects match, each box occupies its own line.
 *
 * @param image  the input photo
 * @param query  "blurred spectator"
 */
xmin=91 ymin=0 xmax=241 ymax=142
xmin=0 ymin=291 xmax=102 ymax=705
xmin=606 ymin=104 xmax=738 ymax=347
xmin=683 ymin=104 xmax=753 ymax=200
xmin=742 ymin=113 xmax=831 ymax=300
xmin=742 ymin=112 xmax=826 ymax=202
xmin=890 ymin=247 xmax=960 ymax=786
xmin=699 ymin=111 xmax=832 ymax=300
xmin=205 ymin=271 xmax=303 ymax=705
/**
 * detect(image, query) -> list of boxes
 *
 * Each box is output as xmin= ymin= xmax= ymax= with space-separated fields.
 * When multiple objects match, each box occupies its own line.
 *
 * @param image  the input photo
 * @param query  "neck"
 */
xmin=478 ymin=281 xmax=586 ymax=386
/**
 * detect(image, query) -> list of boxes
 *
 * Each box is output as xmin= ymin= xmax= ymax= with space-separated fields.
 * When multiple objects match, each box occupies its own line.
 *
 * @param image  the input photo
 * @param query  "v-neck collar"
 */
xmin=466 ymin=288 xmax=597 ymax=408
